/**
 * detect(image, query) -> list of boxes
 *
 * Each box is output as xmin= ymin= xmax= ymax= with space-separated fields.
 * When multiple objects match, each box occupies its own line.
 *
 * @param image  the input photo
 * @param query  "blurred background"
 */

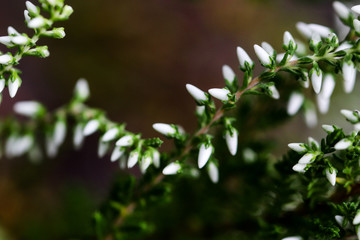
xmin=0 ymin=0 xmax=359 ymax=239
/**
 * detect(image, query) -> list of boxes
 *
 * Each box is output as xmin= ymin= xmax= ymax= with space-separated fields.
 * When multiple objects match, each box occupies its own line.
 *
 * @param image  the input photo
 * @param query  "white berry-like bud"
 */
xmin=298 ymin=153 xmax=316 ymax=164
xmin=74 ymin=78 xmax=90 ymax=100
xmin=102 ymin=128 xmax=119 ymax=142
xmin=287 ymin=92 xmax=304 ymax=116
xmin=342 ymin=61 xmax=356 ymax=93
xmin=333 ymin=1 xmax=350 ymax=19
xmin=8 ymin=78 xmax=20 ymax=98
xmin=115 ymin=135 xmax=134 ymax=147
xmin=198 ymin=143 xmax=213 ymax=169
xmin=127 ymin=151 xmax=139 ymax=168
xmin=186 ymin=84 xmax=207 ymax=102
xmin=236 ymin=46 xmax=253 ymax=69
xmin=222 ymin=65 xmax=235 ymax=84
xmin=254 ymin=44 xmax=272 ymax=66
xmin=226 ymin=130 xmax=238 ymax=156
xmin=207 ymin=162 xmax=219 ymax=183
xmin=13 ymin=101 xmax=43 ymax=117
xmin=288 ymin=143 xmax=307 ymax=153
xmin=208 ymin=88 xmax=230 ymax=101
xmin=341 ymin=109 xmax=358 ymax=122
xmin=310 ymin=68 xmax=323 ymax=94
xmin=153 ymin=123 xmax=176 ymax=136
xmin=325 ymin=167 xmax=336 ymax=186
xmin=162 ymin=162 xmax=181 ymax=175
xmin=334 ymin=138 xmax=352 ymax=150
xmin=0 ymin=54 xmax=13 ymax=65
xmin=83 ymin=119 xmax=100 ymax=136
xmin=28 ymin=17 xmax=46 ymax=29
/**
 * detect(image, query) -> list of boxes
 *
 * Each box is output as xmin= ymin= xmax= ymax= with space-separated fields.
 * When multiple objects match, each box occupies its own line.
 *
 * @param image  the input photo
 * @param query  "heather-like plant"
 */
xmin=4 ymin=1 xmax=360 ymax=240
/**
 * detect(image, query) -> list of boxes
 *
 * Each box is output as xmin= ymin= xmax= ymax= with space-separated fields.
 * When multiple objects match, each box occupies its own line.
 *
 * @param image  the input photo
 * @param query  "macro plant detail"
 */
xmin=4 ymin=0 xmax=360 ymax=240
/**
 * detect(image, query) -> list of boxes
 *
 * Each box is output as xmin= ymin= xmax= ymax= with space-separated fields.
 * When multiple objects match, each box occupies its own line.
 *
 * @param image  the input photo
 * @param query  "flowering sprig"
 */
xmin=0 ymin=0 xmax=73 ymax=99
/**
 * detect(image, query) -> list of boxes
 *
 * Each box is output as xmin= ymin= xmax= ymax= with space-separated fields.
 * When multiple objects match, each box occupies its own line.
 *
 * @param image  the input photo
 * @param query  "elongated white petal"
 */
xmin=354 ymin=19 xmax=360 ymax=33
xmin=152 ymin=150 xmax=160 ymax=168
xmin=7 ymin=27 xmax=19 ymax=36
xmin=208 ymin=88 xmax=230 ymax=101
xmin=198 ymin=144 xmax=212 ymax=169
xmin=83 ymin=119 xmax=100 ymax=136
xmin=0 ymin=78 xmax=5 ymax=93
xmin=304 ymin=103 xmax=318 ymax=128
xmin=74 ymin=78 xmax=90 ymax=100
xmin=288 ymin=143 xmax=307 ymax=153
xmin=28 ymin=17 xmax=46 ymax=28
xmin=336 ymin=42 xmax=352 ymax=52
xmin=102 ymin=128 xmax=119 ymax=142
xmin=140 ymin=156 xmax=152 ymax=173
xmin=8 ymin=78 xmax=20 ymax=98
xmin=73 ymin=124 xmax=84 ymax=149
xmin=282 ymin=237 xmax=302 ymax=240
xmin=222 ymin=65 xmax=235 ymax=83
xmin=0 ymin=55 xmax=13 ymax=65
xmin=226 ymin=130 xmax=238 ymax=156
xmin=26 ymin=1 xmax=39 ymax=14
xmin=98 ymin=141 xmax=109 ymax=158
xmin=186 ymin=84 xmax=207 ymax=102
xmin=127 ymin=151 xmax=139 ymax=168
xmin=296 ymin=22 xmax=312 ymax=39
xmin=152 ymin=123 xmax=176 ymax=136
xmin=335 ymin=215 xmax=344 ymax=226
xmin=254 ymin=44 xmax=272 ymax=66
xmin=316 ymin=95 xmax=330 ymax=114
xmin=162 ymin=162 xmax=181 ymax=175
xmin=334 ymin=138 xmax=352 ymax=150
xmin=354 ymin=211 xmax=360 ymax=225
xmin=110 ymin=146 xmax=124 ymax=162
xmin=333 ymin=1 xmax=350 ymax=19
xmin=341 ymin=109 xmax=358 ymax=122
xmin=261 ymin=42 xmax=275 ymax=56
xmin=310 ymin=69 xmax=322 ymax=94
xmin=326 ymin=167 xmax=336 ymax=186
xmin=115 ymin=135 xmax=133 ymax=147
xmin=298 ymin=153 xmax=316 ymax=164
xmin=287 ymin=92 xmax=304 ymax=116
xmin=268 ymin=85 xmax=280 ymax=99
xmin=320 ymin=74 xmax=335 ymax=99
xmin=236 ymin=46 xmax=253 ymax=69
xmin=284 ymin=31 xmax=295 ymax=48
xmin=322 ymin=124 xmax=335 ymax=133
xmin=0 ymin=36 xmax=13 ymax=46
xmin=351 ymin=5 xmax=360 ymax=15
xmin=11 ymin=36 xmax=28 ymax=45
xmin=342 ymin=61 xmax=356 ymax=93
xmin=14 ymin=101 xmax=42 ymax=117
xmin=24 ymin=10 xmax=31 ymax=22
xmin=207 ymin=162 xmax=219 ymax=183
xmin=308 ymin=23 xmax=332 ymax=38
xmin=292 ymin=163 xmax=307 ymax=173
xmin=53 ymin=121 xmax=66 ymax=146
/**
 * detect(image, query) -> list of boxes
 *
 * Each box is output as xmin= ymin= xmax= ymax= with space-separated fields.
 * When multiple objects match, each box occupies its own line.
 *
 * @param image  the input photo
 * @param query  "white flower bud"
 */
xmin=186 ymin=84 xmax=207 ymax=102
xmin=333 ymin=1 xmax=350 ymax=19
xmin=351 ymin=5 xmax=360 ymax=15
xmin=162 ymin=162 xmax=181 ymax=175
xmin=83 ymin=119 xmax=100 ymax=136
xmin=127 ymin=151 xmax=139 ymax=168
xmin=282 ymin=237 xmax=303 ymax=240
xmin=311 ymin=32 xmax=321 ymax=46
xmin=8 ymin=27 xmax=20 ymax=36
xmin=354 ymin=211 xmax=360 ymax=225
xmin=24 ymin=10 xmax=31 ymax=22
xmin=102 ymin=128 xmax=119 ymax=142
xmin=287 ymin=92 xmax=304 ymax=116
xmin=119 ymin=156 xmax=127 ymax=169
xmin=292 ymin=163 xmax=307 ymax=173
xmin=0 ymin=36 xmax=13 ymax=46
xmin=288 ymin=143 xmax=307 ymax=153
xmin=208 ymin=88 xmax=230 ymax=101
xmin=334 ymin=138 xmax=352 ymax=150
xmin=308 ymin=23 xmax=332 ymax=38
xmin=207 ymin=162 xmax=219 ymax=183
xmin=110 ymin=146 xmax=124 ymax=162
xmin=261 ymin=42 xmax=275 ymax=56
xmin=198 ymin=143 xmax=212 ymax=169
xmin=319 ymin=74 xmax=335 ymax=99
xmin=45 ymin=135 xmax=58 ymax=158
xmin=308 ymin=137 xmax=319 ymax=148
xmin=13 ymin=101 xmax=42 ymax=117
xmin=254 ymin=44 xmax=272 ymax=66
xmin=316 ymin=95 xmax=330 ymax=114
xmin=73 ymin=124 xmax=84 ymax=149
xmin=268 ymin=85 xmax=280 ymax=99
xmin=322 ymin=124 xmax=335 ymax=133
xmin=98 ymin=141 xmax=109 ymax=158
xmin=0 ymin=78 xmax=5 ymax=93
xmin=60 ymin=5 xmax=74 ymax=19
xmin=28 ymin=17 xmax=46 ymax=29
xmin=53 ymin=120 xmax=66 ymax=146
xmin=310 ymin=68 xmax=322 ymax=94
xmin=140 ymin=156 xmax=152 ymax=173
xmin=243 ymin=148 xmax=256 ymax=163
xmin=304 ymin=103 xmax=318 ymax=128
xmin=26 ymin=1 xmax=39 ymax=15
xmin=341 ymin=109 xmax=358 ymax=122
xmin=74 ymin=78 xmax=90 ymax=100
xmin=152 ymin=150 xmax=160 ymax=168
xmin=152 ymin=123 xmax=176 ymax=136
xmin=0 ymin=54 xmax=13 ymax=65
xmin=298 ymin=153 xmax=316 ymax=164
xmin=236 ymin=46 xmax=253 ymax=69
xmin=354 ymin=19 xmax=360 ymax=33
xmin=11 ymin=36 xmax=28 ymax=45
xmin=222 ymin=65 xmax=235 ymax=84
xmin=336 ymin=42 xmax=352 ymax=52
xmin=226 ymin=130 xmax=238 ymax=156
xmin=296 ymin=22 xmax=312 ymax=39
xmin=196 ymin=105 xmax=205 ymax=115
xmin=335 ymin=215 xmax=344 ymax=226
xmin=342 ymin=61 xmax=356 ymax=93
xmin=325 ymin=167 xmax=336 ymax=186
xmin=115 ymin=135 xmax=133 ymax=147
xmin=8 ymin=78 xmax=20 ymax=98
xmin=284 ymin=31 xmax=296 ymax=48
